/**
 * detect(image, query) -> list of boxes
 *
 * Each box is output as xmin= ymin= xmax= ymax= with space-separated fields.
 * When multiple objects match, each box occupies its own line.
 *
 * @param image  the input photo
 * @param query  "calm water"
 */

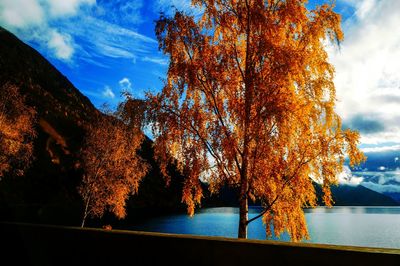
xmin=132 ymin=206 xmax=400 ymax=249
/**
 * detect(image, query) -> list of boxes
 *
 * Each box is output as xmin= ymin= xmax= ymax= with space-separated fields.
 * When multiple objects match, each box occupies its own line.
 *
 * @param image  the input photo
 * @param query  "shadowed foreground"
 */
xmin=0 ymin=222 xmax=399 ymax=266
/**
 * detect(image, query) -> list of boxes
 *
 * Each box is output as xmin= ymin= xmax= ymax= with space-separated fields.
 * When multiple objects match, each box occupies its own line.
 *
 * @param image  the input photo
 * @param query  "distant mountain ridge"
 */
xmin=326 ymin=184 xmax=398 ymax=206
xmin=202 ymin=183 xmax=398 ymax=207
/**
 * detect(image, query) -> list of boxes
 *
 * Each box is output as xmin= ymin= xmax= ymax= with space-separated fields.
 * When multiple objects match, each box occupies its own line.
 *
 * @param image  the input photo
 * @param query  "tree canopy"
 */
xmin=79 ymin=105 xmax=148 ymax=227
xmin=149 ymin=0 xmax=365 ymax=240
xmin=0 ymin=83 xmax=36 ymax=178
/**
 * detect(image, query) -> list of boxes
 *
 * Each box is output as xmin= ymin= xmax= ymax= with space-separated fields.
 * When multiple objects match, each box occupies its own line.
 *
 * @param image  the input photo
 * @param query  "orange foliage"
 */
xmin=79 ymin=106 xmax=148 ymax=227
xmin=0 ymin=83 xmax=36 ymax=178
xmin=150 ymin=0 xmax=365 ymax=240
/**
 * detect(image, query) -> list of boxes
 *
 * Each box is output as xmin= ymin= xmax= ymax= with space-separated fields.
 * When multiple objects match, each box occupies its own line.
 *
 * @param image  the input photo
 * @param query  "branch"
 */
xmin=177 ymin=27 xmax=243 ymax=174
xmin=233 ymin=42 xmax=246 ymax=82
xmin=246 ymin=148 xmax=315 ymax=225
xmin=246 ymin=130 xmax=343 ymax=225
xmin=188 ymin=120 xmax=234 ymax=181
xmin=159 ymin=105 xmax=233 ymax=181
xmin=247 ymin=197 xmax=277 ymax=224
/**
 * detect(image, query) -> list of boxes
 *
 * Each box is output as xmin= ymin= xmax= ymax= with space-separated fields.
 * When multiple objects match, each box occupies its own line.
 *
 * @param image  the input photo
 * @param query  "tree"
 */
xmin=79 ymin=106 xmax=148 ymax=227
xmin=149 ymin=0 xmax=365 ymax=240
xmin=0 ymin=83 xmax=36 ymax=178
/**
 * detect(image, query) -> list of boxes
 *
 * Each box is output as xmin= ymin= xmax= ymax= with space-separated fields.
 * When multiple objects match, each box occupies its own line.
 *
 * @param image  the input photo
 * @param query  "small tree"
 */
xmin=0 ymin=83 xmax=36 ymax=178
xmin=149 ymin=0 xmax=365 ymax=239
xmin=79 ymin=107 xmax=148 ymax=227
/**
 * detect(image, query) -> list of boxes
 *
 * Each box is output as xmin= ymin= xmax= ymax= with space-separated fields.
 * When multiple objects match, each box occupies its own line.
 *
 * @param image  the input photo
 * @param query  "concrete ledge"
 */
xmin=1 ymin=222 xmax=399 ymax=265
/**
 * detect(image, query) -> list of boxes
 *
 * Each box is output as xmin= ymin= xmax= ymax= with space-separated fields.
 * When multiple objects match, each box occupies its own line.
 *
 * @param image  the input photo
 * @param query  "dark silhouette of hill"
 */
xmin=202 ymin=183 xmax=398 ymax=207
xmin=0 ymin=27 xmax=185 ymax=227
xmin=316 ymin=184 xmax=398 ymax=206
xmin=0 ymin=26 xmax=98 ymax=224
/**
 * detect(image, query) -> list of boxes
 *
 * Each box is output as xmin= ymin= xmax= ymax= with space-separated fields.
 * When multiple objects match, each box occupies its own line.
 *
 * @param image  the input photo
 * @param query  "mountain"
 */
xmin=0 ymin=26 xmax=97 ymax=211
xmin=0 ymin=26 xmax=185 ymax=226
xmin=322 ymin=184 xmax=398 ymax=206
xmin=203 ymin=183 xmax=398 ymax=207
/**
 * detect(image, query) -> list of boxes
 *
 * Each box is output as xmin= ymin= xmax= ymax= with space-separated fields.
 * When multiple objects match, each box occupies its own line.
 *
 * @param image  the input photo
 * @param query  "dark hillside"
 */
xmin=315 ymin=183 xmax=398 ymax=206
xmin=201 ymin=182 xmax=398 ymax=207
xmin=0 ymin=27 xmax=185 ymax=226
xmin=0 ymin=26 xmax=98 ymax=221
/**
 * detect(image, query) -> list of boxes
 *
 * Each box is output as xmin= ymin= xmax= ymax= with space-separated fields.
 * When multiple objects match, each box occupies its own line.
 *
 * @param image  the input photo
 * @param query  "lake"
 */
xmin=131 ymin=206 xmax=400 ymax=249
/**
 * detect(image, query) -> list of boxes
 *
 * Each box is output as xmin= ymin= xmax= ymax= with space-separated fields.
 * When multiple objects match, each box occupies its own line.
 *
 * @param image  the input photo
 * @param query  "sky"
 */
xmin=1 ymin=0 xmax=400 ymax=183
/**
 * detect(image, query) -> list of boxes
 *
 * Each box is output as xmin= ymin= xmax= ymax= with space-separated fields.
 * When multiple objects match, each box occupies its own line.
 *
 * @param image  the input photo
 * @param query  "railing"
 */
xmin=1 ymin=222 xmax=399 ymax=266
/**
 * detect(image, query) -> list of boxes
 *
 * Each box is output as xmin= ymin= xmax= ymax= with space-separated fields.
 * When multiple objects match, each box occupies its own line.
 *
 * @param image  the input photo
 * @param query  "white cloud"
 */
xmin=0 ymin=0 xmax=96 ymax=62
xmin=0 ymin=0 xmax=157 ymax=64
xmin=142 ymin=56 xmax=168 ymax=66
xmin=354 ymin=0 xmax=376 ymax=20
xmin=119 ymin=77 xmax=132 ymax=91
xmin=48 ymin=30 xmax=74 ymax=60
xmin=329 ymin=0 xmax=400 ymax=145
xmin=96 ymin=0 xmax=144 ymax=25
xmin=0 ymin=0 xmax=95 ymax=28
xmin=154 ymin=0 xmax=202 ymax=16
xmin=154 ymin=0 xmax=192 ymax=12
xmin=0 ymin=0 xmax=44 ymax=28
xmin=58 ymin=16 xmax=157 ymax=62
xmin=47 ymin=0 xmax=96 ymax=17
xmin=102 ymin=86 xmax=115 ymax=99
xmin=95 ymin=42 xmax=135 ymax=59
xmin=361 ymin=145 xmax=400 ymax=153
xmin=351 ymin=170 xmax=400 ymax=194
xmin=362 ymin=182 xmax=400 ymax=194
xmin=338 ymin=166 xmax=364 ymax=186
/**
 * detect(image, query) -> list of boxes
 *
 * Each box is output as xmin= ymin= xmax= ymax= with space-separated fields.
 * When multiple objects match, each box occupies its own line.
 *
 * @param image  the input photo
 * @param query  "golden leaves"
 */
xmin=343 ymin=129 xmax=367 ymax=168
xmin=79 ymin=112 xmax=148 ymax=224
xmin=0 ymin=83 xmax=36 ymax=178
xmin=152 ymin=0 xmax=364 ymax=240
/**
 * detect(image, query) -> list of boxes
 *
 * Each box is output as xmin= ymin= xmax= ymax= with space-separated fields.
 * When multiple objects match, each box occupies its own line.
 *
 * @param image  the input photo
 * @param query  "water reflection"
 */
xmin=132 ymin=206 xmax=400 ymax=249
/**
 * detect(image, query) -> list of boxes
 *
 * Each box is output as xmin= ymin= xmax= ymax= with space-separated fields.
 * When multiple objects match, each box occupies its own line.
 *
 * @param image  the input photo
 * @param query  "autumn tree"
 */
xmin=79 ymin=104 xmax=148 ymax=227
xmin=0 ymin=83 xmax=36 ymax=178
xmin=149 ymin=0 xmax=365 ymax=239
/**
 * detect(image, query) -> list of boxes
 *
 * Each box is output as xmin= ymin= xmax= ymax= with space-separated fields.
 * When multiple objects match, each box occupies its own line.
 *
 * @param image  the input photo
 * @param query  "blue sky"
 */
xmin=1 ymin=0 xmax=400 ymax=154
xmin=0 ymin=0 xmax=172 ymax=106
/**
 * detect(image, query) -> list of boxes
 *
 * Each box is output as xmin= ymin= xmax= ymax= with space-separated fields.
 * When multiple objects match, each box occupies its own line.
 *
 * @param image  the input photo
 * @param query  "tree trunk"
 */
xmin=238 ymin=0 xmax=252 ymax=239
xmin=81 ymin=195 xmax=91 ymax=228
xmin=81 ymin=212 xmax=87 ymax=228
xmin=238 ymin=192 xmax=248 ymax=238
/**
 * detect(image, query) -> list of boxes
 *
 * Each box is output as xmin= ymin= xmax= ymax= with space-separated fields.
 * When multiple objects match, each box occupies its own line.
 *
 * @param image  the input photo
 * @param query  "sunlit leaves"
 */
xmin=151 ymin=0 xmax=365 ymax=240
xmin=79 ymin=110 xmax=148 ymax=226
xmin=0 ymin=83 xmax=36 ymax=178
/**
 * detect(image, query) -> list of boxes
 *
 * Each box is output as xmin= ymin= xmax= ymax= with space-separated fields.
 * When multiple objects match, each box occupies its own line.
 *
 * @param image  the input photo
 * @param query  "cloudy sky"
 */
xmin=1 ymin=0 xmax=400 ymax=159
